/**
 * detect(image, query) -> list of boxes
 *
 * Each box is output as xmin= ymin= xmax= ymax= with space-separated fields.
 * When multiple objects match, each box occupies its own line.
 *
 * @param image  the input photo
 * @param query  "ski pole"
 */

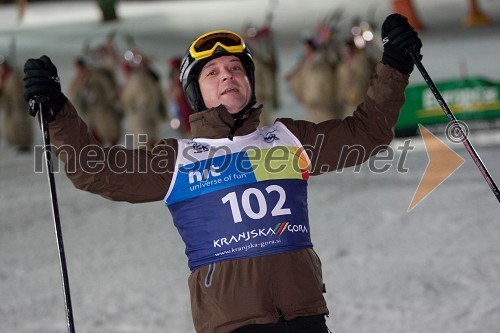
xmin=407 ymin=50 xmax=500 ymax=203
xmin=35 ymin=96 xmax=76 ymax=333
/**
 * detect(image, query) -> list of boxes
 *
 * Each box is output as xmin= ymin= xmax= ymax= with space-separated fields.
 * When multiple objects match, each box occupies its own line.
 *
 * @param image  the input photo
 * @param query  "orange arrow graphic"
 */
xmin=408 ymin=125 xmax=465 ymax=212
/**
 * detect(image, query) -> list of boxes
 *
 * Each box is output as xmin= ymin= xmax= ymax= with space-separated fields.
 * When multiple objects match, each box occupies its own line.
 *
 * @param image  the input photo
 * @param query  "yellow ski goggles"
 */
xmin=189 ymin=30 xmax=246 ymax=61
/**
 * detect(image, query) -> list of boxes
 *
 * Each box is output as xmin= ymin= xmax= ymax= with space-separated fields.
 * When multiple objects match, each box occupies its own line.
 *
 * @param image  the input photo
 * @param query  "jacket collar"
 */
xmin=189 ymin=104 xmax=263 ymax=139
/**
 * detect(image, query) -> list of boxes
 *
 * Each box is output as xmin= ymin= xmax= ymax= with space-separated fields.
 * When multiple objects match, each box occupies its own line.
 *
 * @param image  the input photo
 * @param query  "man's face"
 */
xmin=198 ymin=55 xmax=252 ymax=114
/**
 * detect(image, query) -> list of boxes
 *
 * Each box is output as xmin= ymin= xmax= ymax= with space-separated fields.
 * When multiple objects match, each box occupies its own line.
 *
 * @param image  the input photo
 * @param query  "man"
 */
xmin=23 ymin=14 xmax=421 ymax=333
xmin=285 ymin=37 xmax=339 ymax=123
xmin=336 ymin=38 xmax=376 ymax=118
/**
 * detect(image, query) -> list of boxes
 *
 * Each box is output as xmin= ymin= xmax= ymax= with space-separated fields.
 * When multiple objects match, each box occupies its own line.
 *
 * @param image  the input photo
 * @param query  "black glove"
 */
xmin=24 ymin=55 xmax=67 ymax=122
xmin=381 ymin=13 xmax=422 ymax=74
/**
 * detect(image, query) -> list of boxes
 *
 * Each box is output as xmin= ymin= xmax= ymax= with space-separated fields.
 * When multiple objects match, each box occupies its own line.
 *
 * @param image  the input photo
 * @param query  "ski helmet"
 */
xmin=180 ymin=30 xmax=256 ymax=112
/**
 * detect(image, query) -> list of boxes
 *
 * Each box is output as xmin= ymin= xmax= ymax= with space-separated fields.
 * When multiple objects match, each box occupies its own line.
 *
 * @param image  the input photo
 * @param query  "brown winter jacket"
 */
xmin=48 ymin=62 xmax=408 ymax=333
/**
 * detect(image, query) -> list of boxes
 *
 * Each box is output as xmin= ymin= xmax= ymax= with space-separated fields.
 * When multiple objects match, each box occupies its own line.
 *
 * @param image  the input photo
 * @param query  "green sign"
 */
xmin=395 ymin=77 xmax=500 ymax=136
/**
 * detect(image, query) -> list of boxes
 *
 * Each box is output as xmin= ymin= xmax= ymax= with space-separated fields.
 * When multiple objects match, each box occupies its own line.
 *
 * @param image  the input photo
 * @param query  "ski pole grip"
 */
xmin=34 ymin=95 xmax=50 ymax=104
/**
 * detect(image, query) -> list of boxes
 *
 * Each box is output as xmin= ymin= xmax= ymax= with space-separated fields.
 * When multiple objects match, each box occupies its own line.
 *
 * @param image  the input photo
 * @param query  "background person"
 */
xmin=0 ymin=57 xmax=33 ymax=152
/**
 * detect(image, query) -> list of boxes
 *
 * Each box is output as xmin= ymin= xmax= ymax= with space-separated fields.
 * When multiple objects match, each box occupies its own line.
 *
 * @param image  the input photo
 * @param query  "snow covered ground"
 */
xmin=1 ymin=1 xmax=500 ymax=332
